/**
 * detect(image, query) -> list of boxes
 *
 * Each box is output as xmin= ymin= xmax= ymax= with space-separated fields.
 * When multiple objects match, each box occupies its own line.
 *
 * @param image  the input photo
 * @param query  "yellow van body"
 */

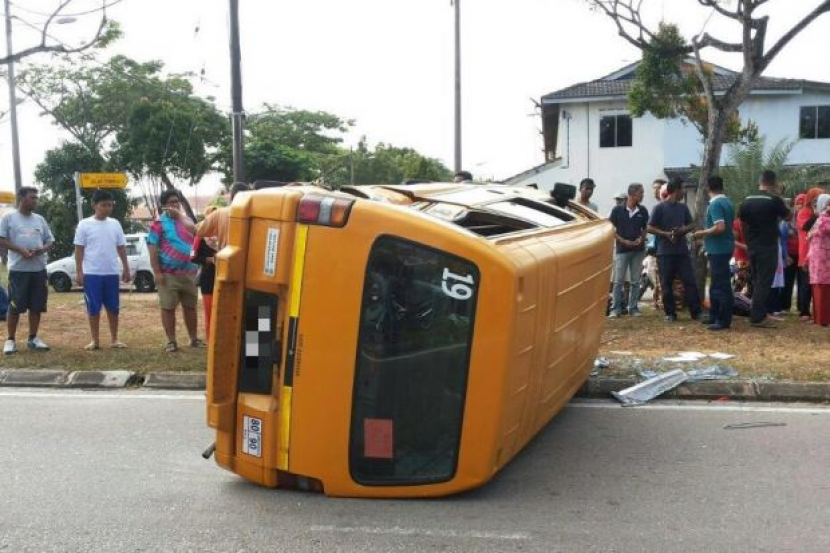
xmin=207 ymin=183 xmax=613 ymax=497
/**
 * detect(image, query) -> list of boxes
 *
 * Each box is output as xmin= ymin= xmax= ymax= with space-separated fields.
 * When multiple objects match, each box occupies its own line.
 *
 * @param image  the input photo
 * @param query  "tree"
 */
xmin=20 ymin=56 xmax=229 ymax=220
xmin=588 ymin=0 xmax=830 ymax=220
xmin=347 ymin=139 xmax=453 ymax=185
xmin=33 ymin=141 xmax=137 ymax=259
xmin=588 ymin=0 xmax=830 ymax=287
xmin=0 ymin=0 xmax=119 ymax=66
xmin=719 ymin=136 xmax=794 ymax=206
xmin=228 ymin=105 xmax=353 ymax=184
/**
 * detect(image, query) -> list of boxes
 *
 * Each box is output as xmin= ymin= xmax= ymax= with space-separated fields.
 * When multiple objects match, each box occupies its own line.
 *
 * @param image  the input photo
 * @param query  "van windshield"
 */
xmin=349 ymin=236 xmax=479 ymax=485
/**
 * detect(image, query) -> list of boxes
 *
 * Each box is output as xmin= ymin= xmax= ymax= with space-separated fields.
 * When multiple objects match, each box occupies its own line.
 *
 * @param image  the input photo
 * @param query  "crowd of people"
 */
xmin=0 ymin=183 xmax=250 ymax=355
xmin=590 ymin=171 xmax=830 ymax=330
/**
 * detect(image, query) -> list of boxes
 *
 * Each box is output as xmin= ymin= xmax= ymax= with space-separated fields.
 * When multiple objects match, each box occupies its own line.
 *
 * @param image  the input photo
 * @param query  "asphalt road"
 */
xmin=1 ymin=389 xmax=828 ymax=552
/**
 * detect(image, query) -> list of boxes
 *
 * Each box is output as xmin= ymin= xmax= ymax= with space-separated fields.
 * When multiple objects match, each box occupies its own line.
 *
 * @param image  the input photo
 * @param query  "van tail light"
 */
xmin=297 ymin=195 xmax=354 ymax=227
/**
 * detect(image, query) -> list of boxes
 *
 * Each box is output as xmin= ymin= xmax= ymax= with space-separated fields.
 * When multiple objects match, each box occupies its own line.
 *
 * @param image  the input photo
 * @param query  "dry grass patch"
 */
xmin=0 ymin=291 xmax=207 ymax=373
xmin=599 ymin=303 xmax=830 ymax=381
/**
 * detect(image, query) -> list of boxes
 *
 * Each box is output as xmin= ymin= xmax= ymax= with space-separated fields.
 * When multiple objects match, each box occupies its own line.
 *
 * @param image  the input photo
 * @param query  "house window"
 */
xmin=600 ymin=114 xmax=632 ymax=148
xmin=799 ymin=106 xmax=830 ymax=139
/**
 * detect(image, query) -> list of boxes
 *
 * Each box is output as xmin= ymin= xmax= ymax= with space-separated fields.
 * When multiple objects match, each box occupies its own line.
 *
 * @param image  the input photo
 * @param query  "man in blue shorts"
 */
xmin=0 ymin=187 xmax=54 ymax=354
xmin=75 ymin=190 xmax=132 ymax=350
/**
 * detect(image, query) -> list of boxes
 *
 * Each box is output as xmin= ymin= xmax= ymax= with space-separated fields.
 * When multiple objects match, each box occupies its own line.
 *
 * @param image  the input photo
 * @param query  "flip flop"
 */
xmin=110 ymin=342 xmax=128 ymax=349
xmin=84 ymin=342 xmax=100 ymax=351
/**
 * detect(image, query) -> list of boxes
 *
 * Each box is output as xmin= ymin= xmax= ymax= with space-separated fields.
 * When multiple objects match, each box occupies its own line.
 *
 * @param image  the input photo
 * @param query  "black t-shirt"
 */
xmin=648 ymin=201 xmax=692 ymax=256
xmin=609 ymin=204 xmax=649 ymax=253
xmin=738 ymin=192 xmax=790 ymax=250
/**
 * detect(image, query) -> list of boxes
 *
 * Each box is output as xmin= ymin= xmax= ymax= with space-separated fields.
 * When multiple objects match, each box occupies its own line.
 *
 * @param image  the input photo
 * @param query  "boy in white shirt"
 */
xmin=74 ymin=190 xmax=131 ymax=350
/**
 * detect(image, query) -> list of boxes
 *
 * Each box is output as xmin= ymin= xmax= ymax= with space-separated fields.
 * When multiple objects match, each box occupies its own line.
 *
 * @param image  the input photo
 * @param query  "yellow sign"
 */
xmin=0 ymin=191 xmax=15 ymax=204
xmin=79 ymin=173 xmax=128 ymax=189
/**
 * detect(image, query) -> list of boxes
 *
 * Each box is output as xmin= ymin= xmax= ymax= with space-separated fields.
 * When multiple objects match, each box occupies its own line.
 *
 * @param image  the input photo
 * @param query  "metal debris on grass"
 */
xmin=611 ymin=369 xmax=689 ymax=406
xmin=639 ymin=365 xmax=738 ymax=382
xmin=686 ymin=366 xmax=739 ymax=381
xmin=591 ymin=357 xmax=610 ymax=376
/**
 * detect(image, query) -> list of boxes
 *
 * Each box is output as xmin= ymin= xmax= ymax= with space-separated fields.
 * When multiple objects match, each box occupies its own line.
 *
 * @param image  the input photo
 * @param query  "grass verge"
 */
xmin=0 ymin=291 xmax=206 ymax=373
xmin=599 ymin=302 xmax=829 ymax=382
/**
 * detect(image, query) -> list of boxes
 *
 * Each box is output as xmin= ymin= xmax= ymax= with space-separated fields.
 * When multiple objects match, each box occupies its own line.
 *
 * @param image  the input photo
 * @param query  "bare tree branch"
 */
xmin=696 ymin=33 xmax=744 ymax=52
xmin=697 ymin=0 xmax=741 ymax=20
xmin=0 ymin=0 xmax=111 ymax=65
xmin=760 ymin=0 xmax=830 ymax=72
xmin=590 ymin=0 xmax=667 ymax=50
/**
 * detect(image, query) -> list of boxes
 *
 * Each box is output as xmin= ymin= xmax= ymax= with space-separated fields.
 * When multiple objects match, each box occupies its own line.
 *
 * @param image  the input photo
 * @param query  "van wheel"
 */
xmin=134 ymin=272 xmax=155 ymax=293
xmin=51 ymin=272 xmax=73 ymax=293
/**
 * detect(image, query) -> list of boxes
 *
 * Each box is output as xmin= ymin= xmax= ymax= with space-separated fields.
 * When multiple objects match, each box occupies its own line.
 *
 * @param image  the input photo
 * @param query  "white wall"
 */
xmin=514 ymin=89 xmax=830 ymax=215
xmin=515 ymin=100 xmax=669 ymax=215
xmin=737 ymin=91 xmax=830 ymax=164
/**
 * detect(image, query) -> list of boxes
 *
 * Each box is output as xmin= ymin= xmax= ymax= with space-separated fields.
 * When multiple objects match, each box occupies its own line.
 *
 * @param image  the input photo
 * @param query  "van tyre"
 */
xmin=50 ymin=272 xmax=72 ymax=293
xmin=134 ymin=272 xmax=156 ymax=293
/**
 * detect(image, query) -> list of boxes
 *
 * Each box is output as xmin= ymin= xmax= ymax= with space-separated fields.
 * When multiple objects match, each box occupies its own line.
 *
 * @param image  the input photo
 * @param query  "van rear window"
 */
xmin=349 ymin=237 xmax=478 ymax=485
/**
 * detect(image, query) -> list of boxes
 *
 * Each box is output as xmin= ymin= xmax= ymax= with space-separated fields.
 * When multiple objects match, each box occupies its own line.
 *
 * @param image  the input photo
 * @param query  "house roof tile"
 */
xmin=542 ymin=62 xmax=830 ymax=102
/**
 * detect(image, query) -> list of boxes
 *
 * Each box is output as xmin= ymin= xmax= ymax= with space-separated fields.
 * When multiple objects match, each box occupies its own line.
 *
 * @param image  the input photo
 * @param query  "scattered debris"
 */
xmin=611 ymin=369 xmax=689 ymax=406
xmin=609 ymin=351 xmax=634 ymax=356
xmin=591 ymin=357 xmax=610 ymax=376
xmin=686 ymin=366 xmax=739 ymax=381
xmin=639 ymin=366 xmax=738 ymax=382
xmin=662 ymin=351 xmax=737 ymax=363
xmin=723 ymin=422 xmax=787 ymax=430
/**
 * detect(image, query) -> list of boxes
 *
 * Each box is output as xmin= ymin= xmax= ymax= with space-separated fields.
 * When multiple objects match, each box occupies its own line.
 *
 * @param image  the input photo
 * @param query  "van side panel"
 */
xmin=494 ymin=221 xmax=613 ymax=469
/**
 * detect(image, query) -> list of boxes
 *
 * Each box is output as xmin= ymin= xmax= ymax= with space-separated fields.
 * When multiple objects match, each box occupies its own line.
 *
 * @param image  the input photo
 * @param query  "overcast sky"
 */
xmin=2 ymin=0 xmax=829 ymax=194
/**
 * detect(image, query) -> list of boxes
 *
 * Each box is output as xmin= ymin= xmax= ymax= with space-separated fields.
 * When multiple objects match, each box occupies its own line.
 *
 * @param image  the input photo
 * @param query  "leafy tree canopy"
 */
xmin=34 ymin=142 xmax=139 ymax=259
xmin=348 ymin=138 xmax=453 ymax=185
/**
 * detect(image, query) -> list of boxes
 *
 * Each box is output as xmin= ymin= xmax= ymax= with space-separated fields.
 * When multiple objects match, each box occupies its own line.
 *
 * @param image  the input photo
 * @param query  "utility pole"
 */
xmin=4 ymin=0 xmax=22 ymax=192
xmin=453 ymin=0 xmax=462 ymax=173
xmin=229 ymin=0 xmax=245 ymax=184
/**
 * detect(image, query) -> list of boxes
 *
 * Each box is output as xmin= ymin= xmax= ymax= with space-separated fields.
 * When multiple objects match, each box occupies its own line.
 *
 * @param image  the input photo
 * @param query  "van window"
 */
xmin=350 ymin=237 xmax=478 ymax=485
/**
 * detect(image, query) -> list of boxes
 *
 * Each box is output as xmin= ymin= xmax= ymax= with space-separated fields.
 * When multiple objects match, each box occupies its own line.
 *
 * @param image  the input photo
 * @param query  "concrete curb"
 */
xmin=0 ymin=369 xmax=828 ymax=403
xmin=141 ymin=372 xmax=206 ymax=390
xmin=576 ymin=377 xmax=830 ymax=403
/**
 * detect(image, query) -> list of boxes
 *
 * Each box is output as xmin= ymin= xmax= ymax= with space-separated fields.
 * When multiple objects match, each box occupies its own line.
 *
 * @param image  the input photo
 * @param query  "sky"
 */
xmin=2 ymin=0 xmax=830 ymax=195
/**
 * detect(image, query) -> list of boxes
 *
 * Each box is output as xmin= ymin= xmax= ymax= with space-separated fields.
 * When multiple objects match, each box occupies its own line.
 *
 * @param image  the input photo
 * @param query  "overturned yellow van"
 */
xmin=206 ymin=182 xmax=613 ymax=497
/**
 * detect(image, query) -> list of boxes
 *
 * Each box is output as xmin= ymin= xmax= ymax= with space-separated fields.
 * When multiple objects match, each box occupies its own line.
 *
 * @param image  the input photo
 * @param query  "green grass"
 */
xmin=0 ymin=291 xmax=207 ymax=372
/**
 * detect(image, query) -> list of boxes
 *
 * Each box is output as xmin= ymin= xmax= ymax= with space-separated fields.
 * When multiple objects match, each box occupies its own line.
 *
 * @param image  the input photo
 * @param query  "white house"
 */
xmin=506 ymin=61 xmax=830 ymax=215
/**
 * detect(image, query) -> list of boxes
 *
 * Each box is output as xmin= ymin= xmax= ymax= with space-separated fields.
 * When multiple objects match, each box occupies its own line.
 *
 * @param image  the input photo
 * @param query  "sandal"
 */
xmin=165 ymin=341 xmax=178 ymax=353
xmin=190 ymin=339 xmax=207 ymax=348
xmin=111 ymin=342 xmax=128 ymax=349
xmin=84 ymin=342 xmax=100 ymax=351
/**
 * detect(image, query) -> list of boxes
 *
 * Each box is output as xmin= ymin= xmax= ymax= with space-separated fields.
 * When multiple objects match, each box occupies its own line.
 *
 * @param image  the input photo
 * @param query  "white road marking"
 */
xmin=311 ymin=525 xmax=531 ymax=541
xmin=569 ymin=400 xmax=830 ymax=415
xmin=0 ymin=390 xmax=203 ymax=401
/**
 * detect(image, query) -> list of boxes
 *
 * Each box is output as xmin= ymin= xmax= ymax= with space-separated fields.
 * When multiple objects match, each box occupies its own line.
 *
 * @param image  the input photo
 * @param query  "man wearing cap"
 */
xmin=578 ymin=178 xmax=598 ymax=211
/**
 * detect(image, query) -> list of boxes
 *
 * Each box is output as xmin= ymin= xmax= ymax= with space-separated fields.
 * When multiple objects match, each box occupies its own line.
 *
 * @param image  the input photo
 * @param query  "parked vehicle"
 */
xmin=45 ymin=233 xmax=156 ymax=293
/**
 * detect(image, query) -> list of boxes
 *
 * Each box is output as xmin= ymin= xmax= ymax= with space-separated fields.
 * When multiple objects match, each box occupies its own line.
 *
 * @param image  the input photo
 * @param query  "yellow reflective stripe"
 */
xmin=277 ymin=386 xmax=293 ymax=470
xmin=289 ymin=224 xmax=309 ymax=318
xmin=278 ymin=223 xmax=309 ymax=471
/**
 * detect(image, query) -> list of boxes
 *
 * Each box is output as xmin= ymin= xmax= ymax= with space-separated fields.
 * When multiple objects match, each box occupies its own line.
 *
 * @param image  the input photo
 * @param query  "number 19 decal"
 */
xmin=442 ymin=268 xmax=475 ymax=300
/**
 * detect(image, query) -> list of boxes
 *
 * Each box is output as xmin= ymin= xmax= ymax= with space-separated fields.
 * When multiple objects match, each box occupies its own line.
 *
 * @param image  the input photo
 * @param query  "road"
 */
xmin=1 ymin=389 xmax=829 ymax=552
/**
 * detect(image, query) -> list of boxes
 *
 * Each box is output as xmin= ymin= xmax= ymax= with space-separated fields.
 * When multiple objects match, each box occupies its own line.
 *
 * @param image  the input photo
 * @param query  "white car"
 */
xmin=46 ymin=233 xmax=156 ymax=293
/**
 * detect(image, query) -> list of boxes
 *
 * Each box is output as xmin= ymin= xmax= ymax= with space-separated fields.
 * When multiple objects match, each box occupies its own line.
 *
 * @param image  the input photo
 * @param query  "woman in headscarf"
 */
xmin=806 ymin=193 xmax=830 ymax=326
xmin=797 ymin=187 xmax=826 ymax=320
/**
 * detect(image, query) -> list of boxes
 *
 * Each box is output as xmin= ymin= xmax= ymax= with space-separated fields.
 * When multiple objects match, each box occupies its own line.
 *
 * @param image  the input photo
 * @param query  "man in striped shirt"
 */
xmin=147 ymin=190 xmax=205 ymax=352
